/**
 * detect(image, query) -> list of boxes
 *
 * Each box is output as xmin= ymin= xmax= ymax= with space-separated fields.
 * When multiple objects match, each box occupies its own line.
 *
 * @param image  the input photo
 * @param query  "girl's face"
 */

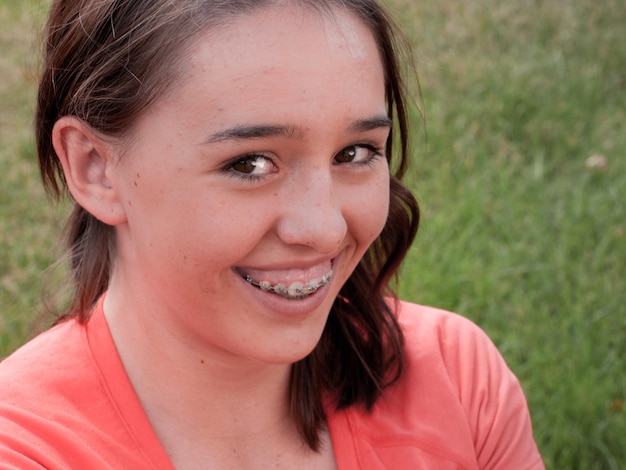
xmin=109 ymin=5 xmax=390 ymax=364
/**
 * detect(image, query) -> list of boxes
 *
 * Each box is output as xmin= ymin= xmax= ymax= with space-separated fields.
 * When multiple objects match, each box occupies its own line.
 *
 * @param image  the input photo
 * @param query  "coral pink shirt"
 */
xmin=0 ymin=299 xmax=543 ymax=469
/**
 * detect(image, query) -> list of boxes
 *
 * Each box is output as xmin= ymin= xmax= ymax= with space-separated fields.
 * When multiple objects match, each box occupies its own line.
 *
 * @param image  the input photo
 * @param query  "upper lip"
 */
xmin=234 ymin=254 xmax=338 ymax=273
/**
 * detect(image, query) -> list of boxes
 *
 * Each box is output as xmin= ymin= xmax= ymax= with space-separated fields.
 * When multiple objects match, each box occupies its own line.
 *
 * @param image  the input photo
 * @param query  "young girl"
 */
xmin=0 ymin=0 xmax=544 ymax=468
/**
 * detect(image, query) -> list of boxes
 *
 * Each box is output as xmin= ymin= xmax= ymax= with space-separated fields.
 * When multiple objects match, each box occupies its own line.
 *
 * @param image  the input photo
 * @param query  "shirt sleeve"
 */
xmin=443 ymin=315 xmax=545 ymax=469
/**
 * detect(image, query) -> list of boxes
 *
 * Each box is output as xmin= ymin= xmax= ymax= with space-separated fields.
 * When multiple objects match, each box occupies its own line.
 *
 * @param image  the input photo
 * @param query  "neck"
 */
xmin=102 ymin=286 xmax=295 ymax=444
xmin=102 ymin=275 xmax=339 ymax=469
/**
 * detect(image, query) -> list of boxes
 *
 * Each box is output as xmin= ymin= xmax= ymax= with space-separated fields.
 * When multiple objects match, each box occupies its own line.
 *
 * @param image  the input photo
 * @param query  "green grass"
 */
xmin=1 ymin=0 xmax=625 ymax=468
xmin=390 ymin=0 xmax=626 ymax=468
xmin=0 ymin=0 xmax=63 ymax=354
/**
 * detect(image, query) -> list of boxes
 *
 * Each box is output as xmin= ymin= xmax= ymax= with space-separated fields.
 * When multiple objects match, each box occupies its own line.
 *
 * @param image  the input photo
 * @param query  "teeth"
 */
xmin=244 ymin=272 xmax=332 ymax=299
xmin=287 ymin=282 xmax=304 ymax=296
xmin=306 ymin=280 xmax=317 ymax=290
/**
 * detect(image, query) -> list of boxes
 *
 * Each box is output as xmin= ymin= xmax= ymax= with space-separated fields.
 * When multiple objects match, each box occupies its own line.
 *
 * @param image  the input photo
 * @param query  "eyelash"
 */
xmin=223 ymin=143 xmax=385 ymax=182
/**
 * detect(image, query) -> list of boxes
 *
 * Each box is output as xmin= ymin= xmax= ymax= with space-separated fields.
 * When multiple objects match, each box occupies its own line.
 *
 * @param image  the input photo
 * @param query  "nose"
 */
xmin=275 ymin=170 xmax=347 ymax=254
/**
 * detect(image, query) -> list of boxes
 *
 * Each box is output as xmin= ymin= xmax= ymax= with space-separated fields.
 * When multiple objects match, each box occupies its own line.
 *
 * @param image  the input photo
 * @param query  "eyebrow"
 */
xmin=201 ymin=115 xmax=392 ymax=144
xmin=347 ymin=116 xmax=393 ymax=133
xmin=203 ymin=125 xmax=303 ymax=143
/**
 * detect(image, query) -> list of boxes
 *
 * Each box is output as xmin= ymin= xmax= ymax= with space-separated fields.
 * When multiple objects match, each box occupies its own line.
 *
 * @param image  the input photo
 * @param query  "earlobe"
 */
xmin=52 ymin=116 xmax=127 ymax=226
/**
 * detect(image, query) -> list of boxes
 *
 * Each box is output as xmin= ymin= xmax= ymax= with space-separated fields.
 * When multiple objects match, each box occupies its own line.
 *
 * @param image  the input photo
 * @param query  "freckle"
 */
xmin=200 ymin=359 xmax=205 ymax=364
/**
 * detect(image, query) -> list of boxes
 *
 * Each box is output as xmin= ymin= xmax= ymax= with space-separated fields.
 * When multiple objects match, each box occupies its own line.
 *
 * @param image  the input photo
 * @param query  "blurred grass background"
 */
xmin=1 ymin=0 xmax=625 ymax=468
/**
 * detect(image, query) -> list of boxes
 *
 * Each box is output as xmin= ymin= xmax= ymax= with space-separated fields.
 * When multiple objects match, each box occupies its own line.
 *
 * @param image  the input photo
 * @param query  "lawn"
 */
xmin=1 ymin=0 xmax=625 ymax=468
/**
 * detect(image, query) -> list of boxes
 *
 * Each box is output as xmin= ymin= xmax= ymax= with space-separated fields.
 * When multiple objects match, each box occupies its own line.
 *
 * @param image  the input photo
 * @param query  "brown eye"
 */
xmin=228 ymin=155 xmax=276 ymax=177
xmin=232 ymin=158 xmax=257 ymax=174
xmin=335 ymin=146 xmax=359 ymax=163
xmin=334 ymin=145 xmax=381 ymax=165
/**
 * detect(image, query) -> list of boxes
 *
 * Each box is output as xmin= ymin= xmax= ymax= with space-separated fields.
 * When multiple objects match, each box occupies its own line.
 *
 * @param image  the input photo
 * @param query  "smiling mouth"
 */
xmin=242 ymin=272 xmax=333 ymax=300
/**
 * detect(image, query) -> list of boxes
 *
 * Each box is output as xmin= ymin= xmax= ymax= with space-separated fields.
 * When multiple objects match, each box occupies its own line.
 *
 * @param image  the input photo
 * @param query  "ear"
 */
xmin=52 ymin=116 xmax=127 ymax=226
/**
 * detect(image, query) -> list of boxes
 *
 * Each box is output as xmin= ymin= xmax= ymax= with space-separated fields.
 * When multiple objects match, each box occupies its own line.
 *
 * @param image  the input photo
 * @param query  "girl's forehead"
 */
xmin=162 ymin=5 xmax=383 ymax=107
xmin=191 ymin=4 xmax=376 ymax=66
xmin=139 ymin=4 xmax=386 ymax=143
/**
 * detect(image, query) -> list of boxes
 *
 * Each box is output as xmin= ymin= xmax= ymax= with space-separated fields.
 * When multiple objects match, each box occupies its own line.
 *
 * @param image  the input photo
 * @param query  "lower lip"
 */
xmin=235 ymin=270 xmax=334 ymax=319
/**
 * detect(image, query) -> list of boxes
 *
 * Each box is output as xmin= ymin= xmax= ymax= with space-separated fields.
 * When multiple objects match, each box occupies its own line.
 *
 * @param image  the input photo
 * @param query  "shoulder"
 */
xmin=0 ymin=319 xmax=89 ymax=398
xmin=396 ymin=300 xmax=544 ymax=469
xmin=0 ymin=318 xmax=95 ymax=424
xmin=394 ymin=299 xmax=491 ymax=347
xmin=0 ymin=319 xmax=98 ymax=465
xmin=393 ymin=300 xmax=505 ymax=383
xmin=330 ymin=300 xmax=544 ymax=469
xmin=0 ymin=311 xmax=157 ymax=467
xmin=391 ymin=300 xmax=529 ymax=421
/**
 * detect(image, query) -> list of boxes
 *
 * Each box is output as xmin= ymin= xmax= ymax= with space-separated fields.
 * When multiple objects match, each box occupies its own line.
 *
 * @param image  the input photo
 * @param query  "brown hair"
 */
xmin=36 ymin=0 xmax=419 ymax=451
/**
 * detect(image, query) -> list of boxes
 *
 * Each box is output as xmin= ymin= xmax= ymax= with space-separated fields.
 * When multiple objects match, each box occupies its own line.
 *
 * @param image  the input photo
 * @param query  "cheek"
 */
xmin=347 ymin=175 xmax=390 ymax=245
xmin=175 ymin=199 xmax=268 ymax=262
